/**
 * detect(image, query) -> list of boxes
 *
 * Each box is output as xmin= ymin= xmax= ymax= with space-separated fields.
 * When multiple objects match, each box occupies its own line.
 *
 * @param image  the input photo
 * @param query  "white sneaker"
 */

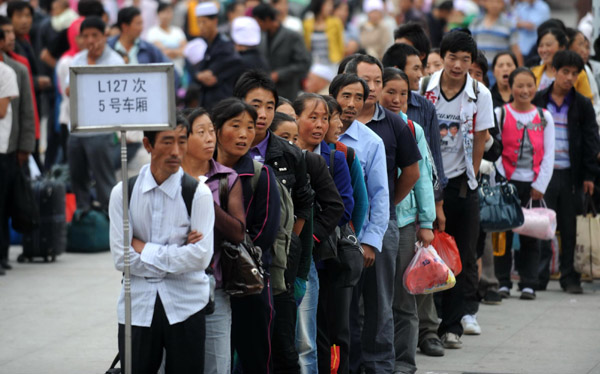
xmin=441 ymin=332 xmax=462 ymax=349
xmin=461 ymin=314 xmax=481 ymax=335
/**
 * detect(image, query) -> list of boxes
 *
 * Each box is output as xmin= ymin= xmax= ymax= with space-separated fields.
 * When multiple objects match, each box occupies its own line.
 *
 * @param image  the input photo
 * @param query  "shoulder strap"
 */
xmin=419 ymin=75 xmax=431 ymax=96
xmin=181 ymin=173 xmax=199 ymax=217
xmin=218 ymin=175 xmax=229 ymax=212
xmin=536 ymin=107 xmax=547 ymax=128
xmin=127 ymin=175 xmax=138 ymax=207
xmin=329 ymin=149 xmax=336 ymax=179
xmin=346 ymin=146 xmax=355 ymax=171
xmin=250 ymin=160 xmax=263 ymax=194
xmin=499 ymin=105 xmax=506 ymax=132
xmin=472 ymin=79 xmax=479 ymax=101
xmin=407 ymin=119 xmax=416 ymax=138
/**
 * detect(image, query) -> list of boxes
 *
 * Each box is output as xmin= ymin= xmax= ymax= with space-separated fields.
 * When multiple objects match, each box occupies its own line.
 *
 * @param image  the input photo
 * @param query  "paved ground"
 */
xmin=1 ymin=248 xmax=600 ymax=374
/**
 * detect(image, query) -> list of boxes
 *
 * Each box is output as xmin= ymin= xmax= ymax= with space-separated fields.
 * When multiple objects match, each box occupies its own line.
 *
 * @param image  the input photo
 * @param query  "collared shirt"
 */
xmin=0 ymin=61 xmax=19 ymax=154
xmin=339 ymin=119 xmax=389 ymax=251
xmin=114 ymin=38 xmax=140 ymax=64
xmin=366 ymin=103 xmax=421 ymax=219
xmin=547 ymin=91 xmax=573 ymax=169
xmin=71 ymin=45 xmax=125 ymax=66
xmin=249 ymin=131 xmax=270 ymax=163
xmin=407 ymin=92 xmax=447 ymax=190
xmin=514 ymin=0 xmax=550 ymax=55
xmin=109 ymin=165 xmax=215 ymax=327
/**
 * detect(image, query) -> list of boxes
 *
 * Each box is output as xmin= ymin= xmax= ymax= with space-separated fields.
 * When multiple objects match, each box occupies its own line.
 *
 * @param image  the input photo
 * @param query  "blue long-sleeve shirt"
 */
xmin=396 ymin=113 xmax=436 ymax=229
xmin=318 ymin=141 xmax=354 ymax=226
xmin=339 ymin=120 xmax=389 ymax=252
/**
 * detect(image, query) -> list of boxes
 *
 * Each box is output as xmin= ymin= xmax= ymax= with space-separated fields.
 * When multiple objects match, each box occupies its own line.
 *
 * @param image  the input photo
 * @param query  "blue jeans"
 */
xmin=296 ymin=259 xmax=319 ymax=374
xmin=204 ymin=289 xmax=232 ymax=374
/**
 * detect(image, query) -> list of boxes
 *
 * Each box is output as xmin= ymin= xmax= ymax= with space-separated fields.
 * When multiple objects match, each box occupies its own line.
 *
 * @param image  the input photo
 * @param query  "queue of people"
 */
xmin=2 ymin=0 xmax=600 ymax=373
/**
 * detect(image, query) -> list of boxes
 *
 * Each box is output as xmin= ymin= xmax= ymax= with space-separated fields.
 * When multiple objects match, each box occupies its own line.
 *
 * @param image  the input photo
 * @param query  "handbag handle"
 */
xmin=526 ymin=198 xmax=548 ymax=209
xmin=584 ymin=195 xmax=598 ymax=217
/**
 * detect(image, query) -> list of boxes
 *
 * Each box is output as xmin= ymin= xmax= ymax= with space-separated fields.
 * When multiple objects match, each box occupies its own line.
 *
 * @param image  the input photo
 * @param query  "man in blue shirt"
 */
xmin=344 ymin=54 xmax=422 ymax=374
xmin=514 ymin=0 xmax=550 ymax=58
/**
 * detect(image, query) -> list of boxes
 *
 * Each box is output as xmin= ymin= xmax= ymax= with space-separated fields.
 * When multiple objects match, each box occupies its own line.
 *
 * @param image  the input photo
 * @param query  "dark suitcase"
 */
xmin=19 ymin=178 xmax=67 ymax=263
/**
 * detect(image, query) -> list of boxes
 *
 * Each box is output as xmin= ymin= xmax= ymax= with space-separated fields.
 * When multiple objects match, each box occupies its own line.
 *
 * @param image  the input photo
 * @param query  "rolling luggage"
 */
xmin=19 ymin=178 xmax=67 ymax=263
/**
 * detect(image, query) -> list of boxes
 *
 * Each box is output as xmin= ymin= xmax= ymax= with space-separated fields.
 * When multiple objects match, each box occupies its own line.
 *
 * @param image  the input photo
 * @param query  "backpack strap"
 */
xmin=329 ymin=149 xmax=336 ymax=179
xmin=128 ymin=172 xmax=198 ymax=217
xmin=536 ymin=107 xmax=547 ymax=128
xmin=499 ymin=105 xmax=506 ymax=132
xmin=346 ymin=146 xmax=355 ymax=171
xmin=407 ymin=119 xmax=416 ymax=138
xmin=472 ymin=79 xmax=479 ymax=102
xmin=250 ymin=160 xmax=263 ymax=194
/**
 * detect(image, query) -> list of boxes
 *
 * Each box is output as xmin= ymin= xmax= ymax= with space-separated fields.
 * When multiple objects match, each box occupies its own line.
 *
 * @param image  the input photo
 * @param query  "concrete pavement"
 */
xmin=1 ymin=248 xmax=600 ymax=374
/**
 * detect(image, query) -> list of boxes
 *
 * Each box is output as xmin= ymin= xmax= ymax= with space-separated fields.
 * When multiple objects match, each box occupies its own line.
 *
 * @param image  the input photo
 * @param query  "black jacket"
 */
xmin=532 ymin=84 xmax=600 ymax=185
xmin=258 ymin=26 xmax=311 ymax=100
xmin=191 ymin=33 xmax=242 ymax=110
xmin=265 ymin=133 xmax=314 ymax=222
xmin=297 ymin=151 xmax=344 ymax=280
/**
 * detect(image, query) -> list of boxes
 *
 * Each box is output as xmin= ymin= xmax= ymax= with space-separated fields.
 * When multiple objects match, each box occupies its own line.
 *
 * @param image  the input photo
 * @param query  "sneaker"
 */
xmin=482 ymin=290 xmax=502 ymax=305
xmin=520 ymin=287 xmax=536 ymax=300
xmin=441 ymin=332 xmax=462 ymax=349
xmin=498 ymin=286 xmax=511 ymax=298
xmin=461 ymin=314 xmax=481 ymax=335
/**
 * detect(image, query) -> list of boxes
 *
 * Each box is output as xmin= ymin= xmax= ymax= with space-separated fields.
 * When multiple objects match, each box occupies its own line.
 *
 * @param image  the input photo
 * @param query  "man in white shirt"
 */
xmin=421 ymin=30 xmax=494 ymax=348
xmin=108 ymin=116 xmax=215 ymax=373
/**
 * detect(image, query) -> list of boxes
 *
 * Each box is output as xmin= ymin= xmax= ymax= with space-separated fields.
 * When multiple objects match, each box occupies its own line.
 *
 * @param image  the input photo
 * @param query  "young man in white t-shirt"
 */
xmin=420 ymin=30 xmax=494 ymax=348
xmin=0 ymin=27 xmax=20 ymax=276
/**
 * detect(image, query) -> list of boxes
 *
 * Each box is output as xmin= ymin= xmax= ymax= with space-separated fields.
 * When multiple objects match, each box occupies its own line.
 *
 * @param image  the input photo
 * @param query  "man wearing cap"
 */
xmin=232 ymin=16 xmax=268 ymax=72
xmin=252 ymin=3 xmax=311 ymax=100
xmin=192 ymin=1 xmax=242 ymax=109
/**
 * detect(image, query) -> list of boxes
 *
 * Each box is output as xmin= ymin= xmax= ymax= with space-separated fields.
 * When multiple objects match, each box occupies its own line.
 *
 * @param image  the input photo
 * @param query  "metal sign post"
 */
xmin=70 ymin=63 xmax=175 ymax=374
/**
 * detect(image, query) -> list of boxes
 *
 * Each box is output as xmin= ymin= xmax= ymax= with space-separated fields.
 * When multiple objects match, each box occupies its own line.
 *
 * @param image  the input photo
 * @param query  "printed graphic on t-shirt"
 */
xmin=438 ymin=113 xmax=461 ymax=154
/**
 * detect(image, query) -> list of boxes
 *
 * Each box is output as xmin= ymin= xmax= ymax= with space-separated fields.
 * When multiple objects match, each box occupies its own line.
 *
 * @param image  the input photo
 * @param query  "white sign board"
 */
xmin=69 ymin=64 xmax=176 ymax=132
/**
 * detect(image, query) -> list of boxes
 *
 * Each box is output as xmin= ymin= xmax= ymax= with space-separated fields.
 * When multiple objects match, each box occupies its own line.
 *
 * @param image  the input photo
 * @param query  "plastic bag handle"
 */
xmin=584 ymin=195 xmax=598 ymax=217
xmin=526 ymin=198 xmax=547 ymax=209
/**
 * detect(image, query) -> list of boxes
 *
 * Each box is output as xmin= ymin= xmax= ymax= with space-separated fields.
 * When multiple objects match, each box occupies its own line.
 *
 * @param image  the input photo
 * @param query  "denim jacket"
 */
xmin=396 ymin=113 xmax=436 ymax=229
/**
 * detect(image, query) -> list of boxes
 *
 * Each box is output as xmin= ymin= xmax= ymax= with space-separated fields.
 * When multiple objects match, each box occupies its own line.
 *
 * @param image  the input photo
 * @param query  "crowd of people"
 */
xmin=1 ymin=0 xmax=600 ymax=373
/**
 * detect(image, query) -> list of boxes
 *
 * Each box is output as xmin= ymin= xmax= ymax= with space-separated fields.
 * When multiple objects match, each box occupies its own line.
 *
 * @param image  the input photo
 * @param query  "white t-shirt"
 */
xmin=538 ymin=71 xmax=554 ymax=92
xmin=147 ymin=25 xmax=186 ymax=50
xmin=437 ymin=92 xmax=465 ymax=179
xmin=0 ymin=62 xmax=19 ymax=154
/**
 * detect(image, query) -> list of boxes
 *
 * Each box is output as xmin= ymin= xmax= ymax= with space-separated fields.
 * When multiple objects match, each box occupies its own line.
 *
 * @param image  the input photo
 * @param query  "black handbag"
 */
xmin=10 ymin=166 xmax=39 ymax=233
xmin=218 ymin=176 xmax=265 ymax=297
xmin=325 ymin=223 xmax=364 ymax=287
xmin=478 ymin=172 xmax=525 ymax=232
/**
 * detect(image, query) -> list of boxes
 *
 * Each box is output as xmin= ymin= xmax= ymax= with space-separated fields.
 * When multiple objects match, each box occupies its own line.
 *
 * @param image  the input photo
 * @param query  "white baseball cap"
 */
xmin=195 ymin=1 xmax=219 ymax=17
xmin=184 ymin=38 xmax=208 ymax=65
xmin=363 ymin=0 xmax=385 ymax=13
xmin=231 ymin=16 xmax=261 ymax=46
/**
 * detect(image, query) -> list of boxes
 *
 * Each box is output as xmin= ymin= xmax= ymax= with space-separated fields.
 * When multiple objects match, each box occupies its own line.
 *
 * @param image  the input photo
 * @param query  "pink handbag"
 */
xmin=512 ymin=199 xmax=557 ymax=240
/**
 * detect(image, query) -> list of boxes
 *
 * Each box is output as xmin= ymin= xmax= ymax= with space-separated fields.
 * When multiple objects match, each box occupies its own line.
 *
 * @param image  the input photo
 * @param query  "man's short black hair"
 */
xmin=437 ymin=0 xmax=453 ymax=11
xmin=78 ymin=0 xmax=105 ymax=17
xmin=144 ymin=113 xmax=190 ymax=146
xmin=0 ymin=16 xmax=9 ymax=27
xmin=277 ymin=96 xmax=292 ymax=108
xmin=226 ymin=1 xmax=245 ymax=14
xmin=157 ymin=2 xmax=172 ymax=13
xmin=80 ymin=16 xmax=106 ymax=34
xmin=7 ymin=1 xmax=33 ymax=19
xmin=252 ymin=3 xmax=278 ymax=21
xmin=329 ymin=73 xmax=370 ymax=100
xmin=382 ymin=43 xmax=420 ymax=70
xmin=440 ymin=29 xmax=477 ymax=61
xmin=117 ymin=6 xmax=141 ymax=29
xmin=233 ymin=70 xmax=279 ymax=107
xmin=472 ymin=49 xmax=489 ymax=86
xmin=393 ymin=22 xmax=431 ymax=60
xmin=344 ymin=54 xmax=384 ymax=76
xmin=552 ymin=50 xmax=584 ymax=73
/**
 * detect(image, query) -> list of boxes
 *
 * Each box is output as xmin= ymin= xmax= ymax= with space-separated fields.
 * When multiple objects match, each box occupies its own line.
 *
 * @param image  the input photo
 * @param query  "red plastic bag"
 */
xmin=331 ymin=344 xmax=340 ymax=373
xmin=431 ymin=230 xmax=462 ymax=275
xmin=403 ymin=243 xmax=456 ymax=295
xmin=65 ymin=193 xmax=76 ymax=223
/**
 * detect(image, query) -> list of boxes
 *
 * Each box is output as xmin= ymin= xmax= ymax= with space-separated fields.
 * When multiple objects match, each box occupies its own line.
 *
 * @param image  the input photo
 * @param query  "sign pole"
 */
xmin=120 ymin=131 xmax=132 ymax=374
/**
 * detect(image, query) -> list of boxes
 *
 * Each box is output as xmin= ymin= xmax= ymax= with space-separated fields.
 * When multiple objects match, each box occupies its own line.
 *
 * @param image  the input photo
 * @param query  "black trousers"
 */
xmin=231 ymin=278 xmax=274 ymax=373
xmin=272 ymin=290 xmax=300 ymax=374
xmin=494 ymin=180 xmax=541 ymax=290
xmin=0 ymin=153 xmax=19 ymax=262
xmin=538 ymin=169 xmax=581 ymax=289
xmin=438 ymin=175 xmax=480 ymax=336
xmin=118 ymin=296 xmax=206 ymax=374
xmin=317 ymin=266 xmax=354 ymax=374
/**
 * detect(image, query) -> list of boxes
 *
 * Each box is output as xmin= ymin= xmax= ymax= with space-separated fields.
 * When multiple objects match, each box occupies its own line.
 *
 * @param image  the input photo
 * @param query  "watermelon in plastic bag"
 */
xmin=403 ymin=243 xmax=456 ymax=295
